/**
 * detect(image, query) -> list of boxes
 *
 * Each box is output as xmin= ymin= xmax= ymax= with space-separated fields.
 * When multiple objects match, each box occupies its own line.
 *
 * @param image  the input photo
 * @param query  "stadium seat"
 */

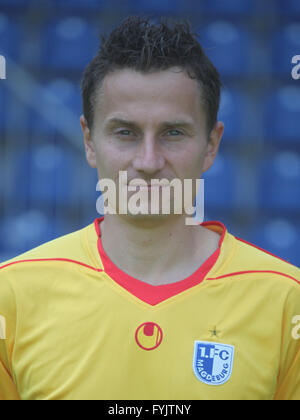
xmin=0 ymin=84 xmax=7 ymax=130
xmin=278 ymin=0 xmax=300 ymax=16
xmin=218 ymin=88 xmax=246 ymax=142
xmin=271 ymin=23 xmax=300 ymax=76
xmin=51 ymin=0 xmax=108 ymax=12
xmin=198 ymin=21 xmax=251 ymax=77
xmin=246 ymin=218 xmax=300 ymax=268
xmin=1 ymin=210 xmax=55 ymax=256
xmin=193 ymin=0 xmax=254 ymax=16
xmin=202 ymin=153 xmax=237 ymax=210
xmin=0 ymin=14 xmax=21 ymax=59
xmin=264 ymin=86 xmax=300 ymax=142
xmin=28 ymin=78 xmax=82 ymax=136
xmin=0 ymin=0 xmax=30 ymax=12
xmin=258 ymin=151 xmax=300 ymax=211
xmin=14 ymin=145 xmax=76 ymax=207
xmin=0 ymin=234 xmax=16 ymax=263
xmin=125 ymin=0 xmax=182 ymax=14
xmin=40 ymin=17 xmax=99 ymax=71
xmin=65 ymin=154 xmax=99 ymax=217
xmin=78 ymin=163 xmax=99 ymax=201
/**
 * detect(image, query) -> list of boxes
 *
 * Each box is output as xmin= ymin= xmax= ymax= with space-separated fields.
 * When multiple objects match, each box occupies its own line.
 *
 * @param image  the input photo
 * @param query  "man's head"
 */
xmin=80 ymin=16 xmax=224 ymax=221
xmin=81 ymin=16 xmax=222 ymax=137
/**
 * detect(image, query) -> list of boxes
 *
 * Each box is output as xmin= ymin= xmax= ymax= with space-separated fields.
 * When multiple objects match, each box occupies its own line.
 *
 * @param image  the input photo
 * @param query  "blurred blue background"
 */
xmin=0 ymin=0 xmax=299 ymax=267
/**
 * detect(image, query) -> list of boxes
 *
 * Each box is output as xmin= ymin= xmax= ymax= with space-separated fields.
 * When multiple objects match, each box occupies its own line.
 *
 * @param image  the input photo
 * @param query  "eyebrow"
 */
xmin=104 ymin=117 xmax=196 ymax=132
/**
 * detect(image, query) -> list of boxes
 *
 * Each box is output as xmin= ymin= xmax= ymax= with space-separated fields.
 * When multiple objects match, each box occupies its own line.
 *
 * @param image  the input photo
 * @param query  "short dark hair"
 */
xmin=81 ymin=16 xmax=222 ymax=136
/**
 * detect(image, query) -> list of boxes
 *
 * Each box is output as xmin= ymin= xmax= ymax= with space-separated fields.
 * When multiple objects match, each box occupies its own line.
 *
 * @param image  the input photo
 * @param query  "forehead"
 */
xmin=95 ymin=68 xmax=205 ymax=124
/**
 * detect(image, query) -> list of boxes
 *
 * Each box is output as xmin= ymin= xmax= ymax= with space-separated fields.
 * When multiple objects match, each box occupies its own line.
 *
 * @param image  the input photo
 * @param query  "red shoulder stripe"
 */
xmin=0 ymin=258 xmax=103 ymax=272
xmin=207 ymin=270 xmax=300 ymax=285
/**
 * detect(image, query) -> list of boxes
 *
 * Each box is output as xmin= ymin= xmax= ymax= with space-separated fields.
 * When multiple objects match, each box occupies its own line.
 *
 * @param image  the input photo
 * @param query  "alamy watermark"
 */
xmin=291 ymin=315 xmax=300 ymax=340
xmin=0 ymin=55 xmax=6 ymax=80
xmin=96 ymin=171 xmax=204 ymax=226
xmin=0 ymin=314 xmax=6 ymax=340
xmin=291 ymin=55 xmax=300 ymax=80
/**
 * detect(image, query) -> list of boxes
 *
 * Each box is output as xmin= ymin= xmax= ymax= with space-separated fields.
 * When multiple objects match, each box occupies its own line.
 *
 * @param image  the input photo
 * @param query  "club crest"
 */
xmin=193 ymin=341 xmax=234 ymax=385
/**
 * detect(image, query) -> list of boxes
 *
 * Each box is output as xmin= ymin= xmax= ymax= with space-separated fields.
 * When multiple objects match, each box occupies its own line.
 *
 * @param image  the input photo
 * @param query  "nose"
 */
xmin=132 ymin=134 xmax=165 ymax=175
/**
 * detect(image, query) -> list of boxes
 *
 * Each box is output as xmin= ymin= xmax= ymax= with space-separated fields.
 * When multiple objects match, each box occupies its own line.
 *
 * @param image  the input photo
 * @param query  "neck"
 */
xmin=99 ymin=214 xmax=220 ymax=286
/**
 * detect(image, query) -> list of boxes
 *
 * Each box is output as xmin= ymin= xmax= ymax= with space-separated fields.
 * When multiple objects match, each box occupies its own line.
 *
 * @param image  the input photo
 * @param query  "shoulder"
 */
xmin=0 ymin=223 xmax=95 ymax=278
xmin=205 ymin=221 xmax=300 ymax=291
xmin=227 ymin=233 xmax=300 ymax=293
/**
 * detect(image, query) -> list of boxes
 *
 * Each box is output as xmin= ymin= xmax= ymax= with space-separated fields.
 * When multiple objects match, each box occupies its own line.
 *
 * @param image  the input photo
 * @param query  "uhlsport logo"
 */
xmin=193 ymin=341 xmax=234 ymax=385
xmin=135 ymin=322 xmax=163 ymax=351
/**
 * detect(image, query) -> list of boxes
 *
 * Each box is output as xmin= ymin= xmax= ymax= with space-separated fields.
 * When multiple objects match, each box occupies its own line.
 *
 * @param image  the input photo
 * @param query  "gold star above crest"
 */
xmin=209 ymin=326 xmax=221 ymax=338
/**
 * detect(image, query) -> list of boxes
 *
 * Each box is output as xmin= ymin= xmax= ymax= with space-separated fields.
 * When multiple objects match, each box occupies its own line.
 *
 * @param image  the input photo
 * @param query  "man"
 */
xmin=0 ymin=16 xmax=299 ymax=400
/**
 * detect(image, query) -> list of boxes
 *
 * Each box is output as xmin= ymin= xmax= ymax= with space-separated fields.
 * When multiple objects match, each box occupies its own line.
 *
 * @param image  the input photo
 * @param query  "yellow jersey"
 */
xmin=0 ymin=217 xmax=299 ymax=400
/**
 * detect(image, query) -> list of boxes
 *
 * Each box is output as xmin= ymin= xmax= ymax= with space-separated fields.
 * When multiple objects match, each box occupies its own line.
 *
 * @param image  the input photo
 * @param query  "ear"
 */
xmin=202 ymin=121 xmax=224 ymax=173
xmin=80 ymin=115 xmax=97 ymax=169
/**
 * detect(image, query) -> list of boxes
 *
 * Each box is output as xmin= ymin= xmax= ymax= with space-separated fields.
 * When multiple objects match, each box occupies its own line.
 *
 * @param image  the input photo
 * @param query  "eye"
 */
xmin=166 ymin=129 xmax=184 ymax=137
xmin=116 ymin=129 xmax=134 ymax=136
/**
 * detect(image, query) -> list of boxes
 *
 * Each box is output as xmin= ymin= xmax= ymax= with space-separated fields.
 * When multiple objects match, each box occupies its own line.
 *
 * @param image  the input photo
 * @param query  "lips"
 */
xmin=130 ymin=184 xmax=168 ymax=190
xmin=127 ymin=180 xmax=170 ymax=188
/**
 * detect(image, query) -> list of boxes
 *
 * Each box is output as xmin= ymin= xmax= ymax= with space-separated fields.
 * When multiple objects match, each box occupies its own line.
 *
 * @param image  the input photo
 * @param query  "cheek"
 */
xmin=173 ymin=144 xmax=206 ymax=179
xmin=94 ymin=141 xmax=131 ymax=179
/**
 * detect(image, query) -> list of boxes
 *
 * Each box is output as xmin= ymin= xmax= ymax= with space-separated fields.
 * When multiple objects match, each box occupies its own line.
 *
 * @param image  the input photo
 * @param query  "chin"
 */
xmin=121 ymin=210 xmax=182 ymax=227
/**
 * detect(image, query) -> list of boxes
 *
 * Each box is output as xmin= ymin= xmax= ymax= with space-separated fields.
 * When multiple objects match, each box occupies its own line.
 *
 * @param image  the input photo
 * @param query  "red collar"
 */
xmin=94 ymin=217 xmax=226 ymax=306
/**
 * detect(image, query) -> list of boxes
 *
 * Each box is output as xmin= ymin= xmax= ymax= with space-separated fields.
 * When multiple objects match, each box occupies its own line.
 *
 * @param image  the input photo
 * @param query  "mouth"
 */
xmin=130 ymin=184 xmax=169 ymax=190
xmin=127 ymin=179 xmax=171 ymax=188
